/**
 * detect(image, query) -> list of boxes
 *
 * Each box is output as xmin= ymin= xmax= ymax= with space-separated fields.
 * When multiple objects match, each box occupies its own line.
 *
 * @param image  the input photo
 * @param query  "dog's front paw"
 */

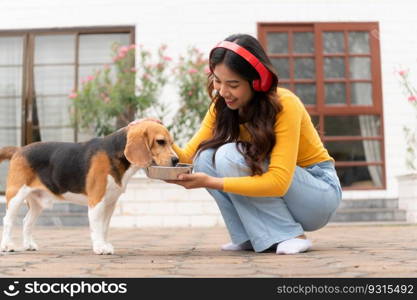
xmin=0 ymin=241 xmax=17 ymax=252
xmin=93 ymin=242 xmax=114 ymax=255
xmin=23 ymin=239 xmax=39 ymax=251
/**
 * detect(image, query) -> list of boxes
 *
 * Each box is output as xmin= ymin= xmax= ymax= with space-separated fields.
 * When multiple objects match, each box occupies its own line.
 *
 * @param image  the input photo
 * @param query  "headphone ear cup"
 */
xmin=252 ymin=79 xmax=261 ymax=91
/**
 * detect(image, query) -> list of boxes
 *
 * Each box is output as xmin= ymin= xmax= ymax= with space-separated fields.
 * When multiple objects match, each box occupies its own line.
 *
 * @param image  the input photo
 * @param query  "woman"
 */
xmin=168 ymin=33 xmax=342 ymax=254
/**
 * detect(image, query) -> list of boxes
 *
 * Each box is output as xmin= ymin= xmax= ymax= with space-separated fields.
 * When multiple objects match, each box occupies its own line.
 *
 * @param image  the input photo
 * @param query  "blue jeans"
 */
xmin=193 ymin=143 xmax=342 ymax=252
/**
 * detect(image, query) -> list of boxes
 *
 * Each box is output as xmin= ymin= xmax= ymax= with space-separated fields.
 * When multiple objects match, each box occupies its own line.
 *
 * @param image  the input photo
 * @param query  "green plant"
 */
xmin=169 ymin=47 xmax=211 ymax=145
xmin=398 ymin=68 xmax=417 ymax=171
xmin=70 ymin=43 xmax=171 ymax=136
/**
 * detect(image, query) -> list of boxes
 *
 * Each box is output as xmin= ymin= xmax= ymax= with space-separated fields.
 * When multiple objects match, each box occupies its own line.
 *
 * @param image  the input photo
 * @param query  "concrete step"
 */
xmin=0 ymin=198 xmax=408 ymax=226
xmin=0 ymin=202 xmax=88 ymax=213
xmin=0 ymin=202 xmax=88 ymax=226
xmin=331 ymin=208 xmax=406 ymax=222
xmin=332 ymin=198 xmax=407 ymax=222
xmin=338 ymin=198 xmax=399 ymax=209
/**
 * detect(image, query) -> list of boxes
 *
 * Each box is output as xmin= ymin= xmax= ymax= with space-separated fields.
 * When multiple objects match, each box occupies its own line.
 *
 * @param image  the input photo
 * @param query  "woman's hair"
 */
xmin=197 ymin=33 xmax=282 ymax=176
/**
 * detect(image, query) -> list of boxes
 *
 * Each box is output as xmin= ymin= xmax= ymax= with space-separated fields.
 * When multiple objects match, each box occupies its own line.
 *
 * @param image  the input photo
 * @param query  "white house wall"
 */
xmin=1 ymin=0 xmax=417 ymax=225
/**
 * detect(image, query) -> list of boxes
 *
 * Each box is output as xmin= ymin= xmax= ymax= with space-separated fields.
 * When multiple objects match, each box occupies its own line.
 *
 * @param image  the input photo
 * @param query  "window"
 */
xmin=258 ymin=22 xmax=384 ymax=189
xmin=0 ymin=27 xmax=134 ymax=192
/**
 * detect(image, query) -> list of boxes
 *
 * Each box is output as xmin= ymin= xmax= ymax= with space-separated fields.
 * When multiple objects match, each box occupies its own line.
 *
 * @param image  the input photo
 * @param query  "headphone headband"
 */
xmin=209 ymin=41 xmax=273 ymax=92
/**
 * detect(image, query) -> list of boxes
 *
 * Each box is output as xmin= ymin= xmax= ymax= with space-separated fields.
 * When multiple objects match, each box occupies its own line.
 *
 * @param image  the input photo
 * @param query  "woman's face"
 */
xmin=212 ymin=63 xmax=254 ymax=112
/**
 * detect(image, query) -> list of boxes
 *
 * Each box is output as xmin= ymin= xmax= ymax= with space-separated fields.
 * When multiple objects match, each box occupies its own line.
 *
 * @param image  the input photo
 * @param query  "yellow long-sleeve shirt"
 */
xmin=172 ymin=88 xmax=333 ymax=197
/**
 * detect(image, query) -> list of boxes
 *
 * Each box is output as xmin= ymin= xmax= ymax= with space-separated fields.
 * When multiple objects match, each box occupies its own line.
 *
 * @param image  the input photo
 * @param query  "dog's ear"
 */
xmin=124 ymin=127 xmax=152 ymax=167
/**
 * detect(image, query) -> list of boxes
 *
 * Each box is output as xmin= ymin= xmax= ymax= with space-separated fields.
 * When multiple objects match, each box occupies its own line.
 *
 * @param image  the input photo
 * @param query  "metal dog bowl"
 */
xmin=145 ymin=163 xmax=193 ymax=180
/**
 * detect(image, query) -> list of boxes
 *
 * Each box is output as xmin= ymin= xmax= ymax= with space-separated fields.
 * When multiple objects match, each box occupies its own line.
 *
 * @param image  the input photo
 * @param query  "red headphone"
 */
xmin=209 ymin=41 xmax=273 ymax=92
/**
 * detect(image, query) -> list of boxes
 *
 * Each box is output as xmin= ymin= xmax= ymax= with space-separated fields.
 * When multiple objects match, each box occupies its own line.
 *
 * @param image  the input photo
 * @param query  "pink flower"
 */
xmin=118 ymin=46 xmax=129 ymax=56
xmin=398 ymin=69 xmax=408 ymax=76
xmin=163 ymin=56 xmax=172 ymax=61
xmin=188 ymin=91 xmax=193 ymax=96
xmin=195 ymin=59 xmax=203 ymax=66
xmin=408 ymin=95 xmax=417 ymax=102
xmin=81 ymin=76 xmax=95 ymax=84
xmin=128 ymin=44 xmax=137 ymax=50
xmin=188 ymin=68 xmax=198 ymax=74
xmin=68 ymin=92 xmax=78 ymax=99
xmin=204 ymin=65 xmax=211 ymax=74
xmin=112 ymin=55 xmax=122 ymax=62
xmin=103 ymin=97 xmax=111 ymax=103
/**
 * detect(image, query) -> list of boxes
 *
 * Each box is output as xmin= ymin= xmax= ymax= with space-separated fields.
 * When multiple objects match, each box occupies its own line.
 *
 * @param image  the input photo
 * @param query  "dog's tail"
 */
xmin=0 ymin=146 xmax=19 ymax=164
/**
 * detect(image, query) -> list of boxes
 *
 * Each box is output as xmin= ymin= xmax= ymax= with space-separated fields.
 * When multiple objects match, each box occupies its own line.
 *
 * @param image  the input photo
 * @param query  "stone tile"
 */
xmin=175 ymin=266 xmax=257 ymax=277
xmin=5 ymin=263 xmax=97 ymax=277
xmin=1 ymin=225 xmax=416 ymax=277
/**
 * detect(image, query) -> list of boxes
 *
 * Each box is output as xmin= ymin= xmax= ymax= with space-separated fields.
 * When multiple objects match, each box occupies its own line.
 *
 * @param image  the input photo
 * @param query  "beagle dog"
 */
xmin=0 ymin=121 xmax=178 ymax=255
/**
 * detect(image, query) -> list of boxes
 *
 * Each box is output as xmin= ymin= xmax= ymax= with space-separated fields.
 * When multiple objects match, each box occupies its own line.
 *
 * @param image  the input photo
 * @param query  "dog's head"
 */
xmin=124 ymin=121 xmax=178 ymax=168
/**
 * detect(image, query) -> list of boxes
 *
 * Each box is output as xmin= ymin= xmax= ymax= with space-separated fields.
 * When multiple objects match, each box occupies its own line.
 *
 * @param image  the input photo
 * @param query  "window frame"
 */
xmin=0 ymin=26 xmax=134 ymax=195
xmin=0 ymin=26 xmax=135 ymax=146
xmin=258 ymin=22 xmax=385 ymax=190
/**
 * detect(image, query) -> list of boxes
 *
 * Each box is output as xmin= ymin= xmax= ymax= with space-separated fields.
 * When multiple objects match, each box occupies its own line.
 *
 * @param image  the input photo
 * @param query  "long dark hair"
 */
xmin=197 ymin=34 xmax=282 ymax=175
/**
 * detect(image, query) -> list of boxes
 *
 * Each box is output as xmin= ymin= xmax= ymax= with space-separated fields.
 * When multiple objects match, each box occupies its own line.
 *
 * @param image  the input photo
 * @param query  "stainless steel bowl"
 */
xmin=145 ymin=163 xmax=193 ymax=180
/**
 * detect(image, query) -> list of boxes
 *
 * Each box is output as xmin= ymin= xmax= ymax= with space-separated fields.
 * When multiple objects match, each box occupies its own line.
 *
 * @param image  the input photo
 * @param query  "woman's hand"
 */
xmin=166 ymin=172 xmax=223 ymax=190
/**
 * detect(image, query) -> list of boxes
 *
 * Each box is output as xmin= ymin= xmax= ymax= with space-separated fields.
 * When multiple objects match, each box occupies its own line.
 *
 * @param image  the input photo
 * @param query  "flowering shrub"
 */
xmin=70 ymin=43 xmax=171 ymax=136
xmin=398 ymin=68 xmax=417 ymax=170
xmin=170 ymin=47 xmax=211 ymax=145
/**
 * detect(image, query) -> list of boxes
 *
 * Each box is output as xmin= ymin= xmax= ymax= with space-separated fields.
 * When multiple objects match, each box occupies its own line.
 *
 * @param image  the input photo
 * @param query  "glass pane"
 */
xmin=0 ymin=128 xmax=20 ymax=145
xmin=279 ymin=83 xmax=291 ymax=90
xmin=295 ymin=83 xmax=316 ymax=105
xmin=0 ymin=98 xmax=22 ymax=128
xmin=36 ymin=96 xmax=72 ymax=127
xmin=34 ymin=35 xmax=76 ymax=64
xmin=0 ymin=36 xmax=23 ymax=188
xmin=266 ymin=32 xmax=288 ymax=54
xmin=351 ymin=83 xmax=372 ymax=105
xmin=79 ymin=34 xmax=130 ymax=64
xmin=326 ymin=140 xmax=381 ymax=162
xmin=325 ymin=83 xmax=346 ymax=105
xmin=271 ymin=58 xmax=289 ymax=79
xmin=39 ymin=127 xmax=75 ymax=142
xmin=0 ymin=36 xmax=23 ymax=65
xmin=310 ymin=116 xmax=319 ymax=131
xmin=34 ymin=66 xmax=75 ymax=95
xmin=294 ymin=58 xmax=315 ymax=79
xmin=294 ymin=32 xmax=314 ymax=53
xmin=324 ymin=115 xmax=380 ymax=136
xmin=0 ymin=67 xmax=22 ymax=96
xmin=349 ymin=32 xmax=369 ymax=54
xmin=324 ymin=57 xmax=345 ymax=79
xmin=77 ymin=128 xmax=96 ymax=142
xmin=349 ymin=57 xmax=371 ymax=79
xmin=0 ymin=160 xmax=9 ymax=191
xmin=323 ymin=32 xmax=344 ymax=54
xmin=0 ymin=127 xmax=21 ymax=191
xmin=336 ymin=166 xmax=382 ymax=187
xmin=0 ymin=101 xmax=21 ymax=195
